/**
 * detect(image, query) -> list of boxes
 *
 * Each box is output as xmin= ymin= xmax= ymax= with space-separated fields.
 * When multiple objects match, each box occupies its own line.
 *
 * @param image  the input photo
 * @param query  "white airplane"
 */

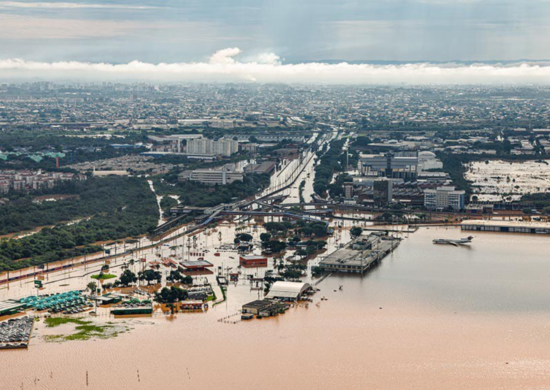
xmin=432 ymin=236 xmax=474 ymax=246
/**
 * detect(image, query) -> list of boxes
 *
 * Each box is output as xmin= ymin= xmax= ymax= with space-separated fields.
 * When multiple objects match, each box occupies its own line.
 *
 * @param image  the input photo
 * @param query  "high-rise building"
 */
xmin=214 ymin=139 xmax=239 ymax=156
xmin=186 ymin=138 xmax=239 ymax=157
xmin=373 ymin=178 xmax=393 ymax=206
xmin=424 ymin=186 xmax=465 ymax=210
xmin=344 ymin=182 xmax=354 ymax=199
xmin=360 ymin=151 xmax=418 ymax=180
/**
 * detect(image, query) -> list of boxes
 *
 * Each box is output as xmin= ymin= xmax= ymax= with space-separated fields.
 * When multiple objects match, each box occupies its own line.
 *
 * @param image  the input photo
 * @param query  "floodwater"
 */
xmin=465 ymin=159 xmax=550 ymax=201
xmin=2 ymin=226 xmax=550 ymax=389
xmin=147 ymin=179 xmax=165 ymax=227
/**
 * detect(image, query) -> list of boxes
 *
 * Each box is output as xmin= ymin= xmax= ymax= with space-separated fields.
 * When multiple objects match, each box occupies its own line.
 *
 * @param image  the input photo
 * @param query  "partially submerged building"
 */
xmin=319 ymin=234 xmax=400 ymax=274
xmin=242 ymin=299 xmax=290 ymax=318
xmin=0 ymin=300 xmax=27 ymax=317
xmin=111 ymin=305 xmax=153 ymax=317
xmin=179 ymin=259 xmax=214 ymax=275
xmin=461 ymin=220 xmax=550 ymax=235
xmin=239 ymin=255 xmax=268 ymax=268
xmin=265 ymin=281 xmax=313 ymax=301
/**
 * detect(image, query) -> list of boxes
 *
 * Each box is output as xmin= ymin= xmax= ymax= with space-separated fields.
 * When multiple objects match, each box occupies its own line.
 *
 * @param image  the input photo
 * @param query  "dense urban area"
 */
xmin=2 ymin=82 xmax=550 ymax=370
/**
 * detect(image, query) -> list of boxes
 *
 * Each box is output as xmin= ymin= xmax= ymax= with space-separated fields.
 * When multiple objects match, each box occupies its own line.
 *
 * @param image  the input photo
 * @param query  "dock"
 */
xmin=319 ymin=234 xmax=400 ymax=274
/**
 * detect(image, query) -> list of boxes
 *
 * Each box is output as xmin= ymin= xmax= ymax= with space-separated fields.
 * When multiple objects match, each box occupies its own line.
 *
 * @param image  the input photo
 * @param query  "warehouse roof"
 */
xmin=0 ymin=300 xmax=26 ymax=314
xmin=266 ymin=281 xmax=312 ymax=300
xmin=461 ymin=220 xmax=550 ymax=229
xmin=240 ymin=255 xmax=266 ymax=260
xmin=180 ymin=259 xmax=213 ymax=268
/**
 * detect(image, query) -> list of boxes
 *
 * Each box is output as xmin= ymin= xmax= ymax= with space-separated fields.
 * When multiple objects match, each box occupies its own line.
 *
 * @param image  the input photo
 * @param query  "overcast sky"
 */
xmin=0 ymin=0 xmax=549 ymax=83
xmin=0 ymin=0 xmax=549 ymax=63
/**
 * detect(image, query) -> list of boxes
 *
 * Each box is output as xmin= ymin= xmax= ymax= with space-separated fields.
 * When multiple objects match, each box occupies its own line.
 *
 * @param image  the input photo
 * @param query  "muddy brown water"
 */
xmin=1 ymin=226 xmax=550 ymax=389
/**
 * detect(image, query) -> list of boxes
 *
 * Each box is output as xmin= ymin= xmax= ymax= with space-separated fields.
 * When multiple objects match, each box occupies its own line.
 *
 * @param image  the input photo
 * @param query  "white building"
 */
xmin=265 ymin=281 xmax=312 ymax=301
xmin=215 ymin=139 xmax=239 ymax=156
xmin=417 ymin=151 xmax=443 ymax=171
xmin=424 ymin=186 xmax=465 ymax=210
xmin=186 ymin=138 xmax=239 ymax=157
xmin=179 ymin=165 xmax=243 ymax=185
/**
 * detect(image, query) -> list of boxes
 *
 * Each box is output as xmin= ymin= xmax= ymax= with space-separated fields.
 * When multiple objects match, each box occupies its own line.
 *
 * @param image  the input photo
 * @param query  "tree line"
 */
xmin=0 ymin=177 xmax=158 ymax=272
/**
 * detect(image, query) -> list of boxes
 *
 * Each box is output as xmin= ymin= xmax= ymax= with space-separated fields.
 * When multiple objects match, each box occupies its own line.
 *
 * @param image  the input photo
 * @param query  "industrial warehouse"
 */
xmin=241 ymin=282 xmax=314 ymax=320
xmin=319 ymin=234 xmax=400 ymax=274
xmin=461 ymin=220 xmax=550 ymax=235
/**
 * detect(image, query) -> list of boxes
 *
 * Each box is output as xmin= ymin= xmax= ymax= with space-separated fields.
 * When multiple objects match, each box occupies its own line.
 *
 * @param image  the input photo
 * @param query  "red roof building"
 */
xmin=239 ymin=255 xmax=268 ymax=268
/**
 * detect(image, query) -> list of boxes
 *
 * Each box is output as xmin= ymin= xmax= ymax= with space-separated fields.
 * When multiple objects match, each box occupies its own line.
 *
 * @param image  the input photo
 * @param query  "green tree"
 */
xmin=262 ymin=240 xmax=287 ymax=253
xmin=350 ymin=227 xmax=363 ymax=238
xmin=167 ymin=269 xmax=192 ymax=284
xmin=154 ymin=286 xmax=188 ymax=304
xmin=87 ymin=281 xmax=97 ymax=295
xmin=237 ymin=233 xmax=253 ymax=242
xmin=119 ymin=269 xmax=137 ymax=287
xmin=139 ymin=269 xmax=162 ymax=285
xmin=312 ymin=223 xmax=327 ymax=237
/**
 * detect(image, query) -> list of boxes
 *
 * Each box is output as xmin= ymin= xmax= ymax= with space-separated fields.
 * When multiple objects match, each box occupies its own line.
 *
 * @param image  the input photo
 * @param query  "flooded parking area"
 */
xmin=465 ymin=159 xmax=550 ymax=201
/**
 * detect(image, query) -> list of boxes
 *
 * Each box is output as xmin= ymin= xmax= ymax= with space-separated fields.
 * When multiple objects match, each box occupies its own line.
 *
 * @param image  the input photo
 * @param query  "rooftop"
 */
xmin=266 ymin=281 xmax=312 ymax=299
xmin=179 ymin=259 xmax=214 ymax=268
xmin=240 ymin=255 xmax=266 ymax=260
xmin=242 ymin=300 xmax=275 ymax=309
xmin=461 ymin=220 xmax=550 ymax=229
xmin=0 ymin=300 xmax=26 ymax=314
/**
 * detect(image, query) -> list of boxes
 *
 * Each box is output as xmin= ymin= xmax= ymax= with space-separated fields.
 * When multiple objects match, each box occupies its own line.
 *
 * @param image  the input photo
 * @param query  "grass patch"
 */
xmin=91 ymin=274 xmax=116 ymax=280
xmin=212 ymin=286 xmax=226 ymax=307
xmin=44 ymin=335 xmax=63 ymax=341
xmin=64 ymin=324 xmax=108 ymax=341
xmin=43 ymin=317 xmax=125 ymax=342
xmin=45 ymin=317 xmax=90 ymax=327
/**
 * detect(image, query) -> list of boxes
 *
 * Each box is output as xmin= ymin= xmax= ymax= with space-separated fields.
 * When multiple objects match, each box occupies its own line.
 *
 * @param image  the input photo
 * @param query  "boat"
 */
xmin=432 ymin=236 xmax=474 ymax=246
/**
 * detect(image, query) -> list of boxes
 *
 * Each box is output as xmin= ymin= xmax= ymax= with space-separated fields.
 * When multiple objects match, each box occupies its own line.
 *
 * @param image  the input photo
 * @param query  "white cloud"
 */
xmin=1 ymin=49 xmax=550 ymax=84
xmin=0 ymin=1 xmax=159 ymax=9
xmin=209 ymin=48 xmax=242 ymax=65
xmin=255 ymin=53 xmax=281 ymax=65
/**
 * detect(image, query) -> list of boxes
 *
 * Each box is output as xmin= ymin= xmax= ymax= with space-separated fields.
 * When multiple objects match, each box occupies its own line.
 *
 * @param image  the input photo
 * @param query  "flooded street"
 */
xmin=147 ymin=179 xmax=165 ymax=227
xmin=2 ymin=226 xmax=550 ymax=389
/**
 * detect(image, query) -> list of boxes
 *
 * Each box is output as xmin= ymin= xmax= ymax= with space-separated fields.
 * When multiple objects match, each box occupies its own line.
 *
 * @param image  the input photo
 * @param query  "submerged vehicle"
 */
xmin=432 ymin=236 xmax=474 ymax=246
